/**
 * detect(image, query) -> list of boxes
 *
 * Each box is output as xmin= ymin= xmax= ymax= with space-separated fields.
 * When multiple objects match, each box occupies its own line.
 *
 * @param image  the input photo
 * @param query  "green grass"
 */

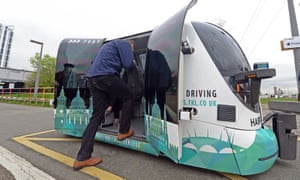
xmin=260 ymin=97 xmax=298 ymax=104
xmin=0 ymin=93 xmax=54 ymax=99
xmin=1 ymin=94 xmax=298 ymax=108
xmin=0 ymin=99 xmax=52 ymax=107
xmin=0 ymin=93 xmax=54 ymax=108
xmin=0 ymin=87 xmax=54 ymax=107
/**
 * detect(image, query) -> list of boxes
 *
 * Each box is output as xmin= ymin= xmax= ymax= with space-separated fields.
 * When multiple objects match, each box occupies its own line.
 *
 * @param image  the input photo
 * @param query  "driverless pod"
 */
xmin=54 ymin=0 xmax=297 ymax=175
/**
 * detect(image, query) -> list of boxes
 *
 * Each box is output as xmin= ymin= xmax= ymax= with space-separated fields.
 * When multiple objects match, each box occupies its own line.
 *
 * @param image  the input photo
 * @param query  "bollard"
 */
xmin=272 ymin=112 xmax=297 ymax=160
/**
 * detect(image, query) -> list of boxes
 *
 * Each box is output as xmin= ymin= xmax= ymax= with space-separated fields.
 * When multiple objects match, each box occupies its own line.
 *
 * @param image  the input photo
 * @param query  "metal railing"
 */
xmin=0 ymin=87 xmax=54 ymax=106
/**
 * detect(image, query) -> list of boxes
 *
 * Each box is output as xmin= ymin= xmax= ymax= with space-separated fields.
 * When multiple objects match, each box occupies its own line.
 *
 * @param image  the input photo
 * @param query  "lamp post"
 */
xmin=30 ymin=39 xmax=43 ymax=100
xmin=287 ymin=0 xmax=300 ymax=101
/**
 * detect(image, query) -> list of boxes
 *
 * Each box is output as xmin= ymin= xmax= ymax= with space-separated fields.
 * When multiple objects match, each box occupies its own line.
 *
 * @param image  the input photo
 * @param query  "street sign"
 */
xmin=281 ymin=36 xmax=300 ymax=50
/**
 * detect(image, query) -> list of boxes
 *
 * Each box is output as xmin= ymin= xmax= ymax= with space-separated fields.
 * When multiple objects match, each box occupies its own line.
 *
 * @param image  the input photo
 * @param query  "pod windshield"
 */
xmin=192 ymin=22 xmax=260 ymax=111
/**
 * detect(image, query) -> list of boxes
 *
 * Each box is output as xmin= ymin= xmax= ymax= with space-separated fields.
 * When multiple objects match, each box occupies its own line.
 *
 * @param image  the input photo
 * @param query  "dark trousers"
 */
xmin=111 ymin=97 xmax=122 ymax=119
xmin=76 ymin=75 xmax=133 ymax=161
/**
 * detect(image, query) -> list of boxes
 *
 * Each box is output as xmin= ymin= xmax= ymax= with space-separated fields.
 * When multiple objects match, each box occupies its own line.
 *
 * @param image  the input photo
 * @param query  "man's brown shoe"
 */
xmin=117 ymin=129 xmax=134 ymax=141
xmin=73 ymin=157 xmax=102 ymax=171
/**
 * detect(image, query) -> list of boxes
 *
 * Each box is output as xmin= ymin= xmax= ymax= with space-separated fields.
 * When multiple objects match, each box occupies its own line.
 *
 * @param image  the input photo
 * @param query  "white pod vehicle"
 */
xmin=54 ymin=0 xmax=297 ymax=175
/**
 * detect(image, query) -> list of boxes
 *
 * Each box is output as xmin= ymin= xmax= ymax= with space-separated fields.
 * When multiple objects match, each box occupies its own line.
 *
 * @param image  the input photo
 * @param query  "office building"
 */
xmin=0 ymin=24 xmax=14 ymax=68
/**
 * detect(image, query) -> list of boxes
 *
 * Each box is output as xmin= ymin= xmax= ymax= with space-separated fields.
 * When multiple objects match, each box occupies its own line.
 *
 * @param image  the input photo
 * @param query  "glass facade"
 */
xmin=0 ymin=25 xmax=14 ymax=68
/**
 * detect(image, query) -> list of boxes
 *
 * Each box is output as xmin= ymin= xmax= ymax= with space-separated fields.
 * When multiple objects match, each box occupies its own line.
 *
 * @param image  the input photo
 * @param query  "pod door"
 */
xmin=99 ymin=33 xmax=152 ymax=138
xmin=144 ymin=0 xmax=197 ymax=159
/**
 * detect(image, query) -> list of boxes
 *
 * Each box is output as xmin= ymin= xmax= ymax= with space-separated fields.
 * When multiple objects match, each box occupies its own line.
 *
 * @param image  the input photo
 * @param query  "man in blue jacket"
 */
xmin=73 ymin=39 xmax=135 ymax=170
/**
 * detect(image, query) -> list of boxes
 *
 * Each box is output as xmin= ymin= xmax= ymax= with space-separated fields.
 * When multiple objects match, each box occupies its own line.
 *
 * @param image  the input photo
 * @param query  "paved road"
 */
xmin=0 ymin=103 xmax=299 ymax=180
xmin=0 ymin=164 xmax=15 ymax=180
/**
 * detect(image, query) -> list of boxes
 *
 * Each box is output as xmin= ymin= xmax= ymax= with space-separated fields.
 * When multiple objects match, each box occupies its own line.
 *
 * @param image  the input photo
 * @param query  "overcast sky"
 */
xmin=1 ymin=0 xmax=300 ymax=94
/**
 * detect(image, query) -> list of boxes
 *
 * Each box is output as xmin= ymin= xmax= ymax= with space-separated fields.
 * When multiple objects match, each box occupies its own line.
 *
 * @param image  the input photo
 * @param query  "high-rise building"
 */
xmin=0 ymin=24 xmax=14 ymax=68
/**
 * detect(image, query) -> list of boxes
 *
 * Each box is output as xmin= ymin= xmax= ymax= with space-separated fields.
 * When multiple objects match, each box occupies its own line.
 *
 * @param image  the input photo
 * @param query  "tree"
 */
xmin=26 ymin=53 xmax=56 ymax=88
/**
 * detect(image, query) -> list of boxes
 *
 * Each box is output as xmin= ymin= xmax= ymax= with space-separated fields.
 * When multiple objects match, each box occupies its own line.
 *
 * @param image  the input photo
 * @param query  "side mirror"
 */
xmin=181 ymin=40 xmax=194 ymax=54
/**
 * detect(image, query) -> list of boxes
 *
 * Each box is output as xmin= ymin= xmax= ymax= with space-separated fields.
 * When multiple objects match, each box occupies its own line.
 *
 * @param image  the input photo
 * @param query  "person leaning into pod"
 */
xmin=73 ymin=39 xmax=135 ymax=170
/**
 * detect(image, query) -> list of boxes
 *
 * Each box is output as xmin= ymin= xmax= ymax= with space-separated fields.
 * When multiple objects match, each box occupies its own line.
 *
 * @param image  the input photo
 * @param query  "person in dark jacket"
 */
xmin=145 ymin=49 xmax=171 ymax=120
xmin=73 ymin=39 xmax=135 ymax=171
